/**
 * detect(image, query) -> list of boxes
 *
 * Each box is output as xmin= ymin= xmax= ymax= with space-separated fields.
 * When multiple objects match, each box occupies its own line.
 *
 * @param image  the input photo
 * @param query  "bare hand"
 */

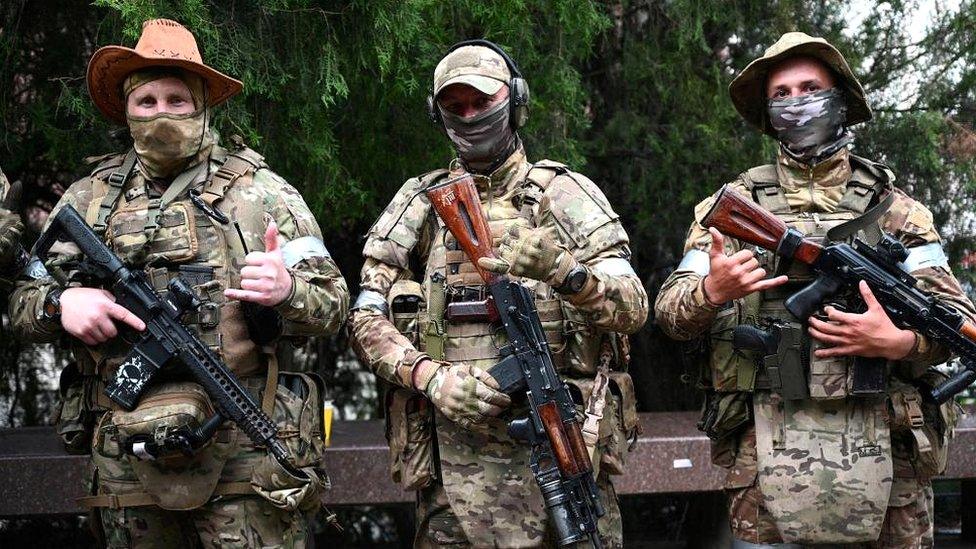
xmin=808 ymin=280 xmax=916 ymax=361
xmin=224 ymin=221 xmax=293 ymax=307
xmin=701 ymin=228 xmax=788 ymax=304
xmin=60 ymin=287 xmax=146 ymax=346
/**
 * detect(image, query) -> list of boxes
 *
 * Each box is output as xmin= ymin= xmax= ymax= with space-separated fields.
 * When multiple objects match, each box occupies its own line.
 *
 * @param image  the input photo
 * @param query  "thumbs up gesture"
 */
xmin=224 ymin=221 xmax=293 ymax=307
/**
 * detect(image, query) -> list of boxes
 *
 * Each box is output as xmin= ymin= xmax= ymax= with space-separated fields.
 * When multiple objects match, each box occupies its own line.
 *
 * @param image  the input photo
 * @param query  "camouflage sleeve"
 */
xmin=348 ymin=258 xmax=428 ymax=389
xmin=9 ymin=177 xmax=96 ymax=342
xmin=541 ymin=172 xmax=648 ymax=334
xmin=250 ymin=169 xmax=349 ymax=337
xmin=654 ymin=183 xmax=750 ymax=341
xmin=880 ymin=189 xmax=976 ymax=376
xmin=348 ymin=177 xmax=438 ymax=389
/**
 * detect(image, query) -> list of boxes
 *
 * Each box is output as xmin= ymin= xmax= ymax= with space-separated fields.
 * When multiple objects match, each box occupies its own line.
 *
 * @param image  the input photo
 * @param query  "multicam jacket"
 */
xmin=349 ymin=146 xmax=647 ymax=546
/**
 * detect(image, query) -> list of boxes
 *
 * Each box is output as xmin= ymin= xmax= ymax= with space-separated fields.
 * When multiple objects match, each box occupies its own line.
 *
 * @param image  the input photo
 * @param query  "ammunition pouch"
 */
xmin=390 ymin=279 xmax=425 ymax=348
xmin=888 ymin=369 xmax=958 ymax=480
xmin=54 ymin=362 xmax=107 ymax=455
xmin=385 ymin=388 xmax=437 ymax=491
xmin=699 ymin=391 xmax=752 ymax=469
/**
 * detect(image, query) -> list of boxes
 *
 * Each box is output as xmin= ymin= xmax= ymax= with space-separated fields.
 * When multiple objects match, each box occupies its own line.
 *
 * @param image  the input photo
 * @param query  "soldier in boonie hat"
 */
xmin=12 ymin=18 xmax=348 ymax=547
xmin=656 ymin=31 xmax=975 ymax=548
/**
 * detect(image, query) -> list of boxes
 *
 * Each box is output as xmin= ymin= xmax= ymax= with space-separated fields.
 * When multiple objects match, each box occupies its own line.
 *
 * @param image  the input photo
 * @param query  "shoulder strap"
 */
xmin=199 ymin=146 xmax=264 ymax=208
xmin=741 ymin=165 xmax=789 ymax=214
xmin=91 ymin=150 xmax=138 ymax=235
xmin=519 ymin=160 xmax=567 ymax=220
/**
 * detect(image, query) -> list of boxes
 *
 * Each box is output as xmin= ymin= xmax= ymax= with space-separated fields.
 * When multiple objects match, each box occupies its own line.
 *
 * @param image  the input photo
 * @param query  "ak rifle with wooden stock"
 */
xmin=425 ymin=172 xmax=605 ymax=548
xmin=702 ymin=184 xmax=976 ymax=404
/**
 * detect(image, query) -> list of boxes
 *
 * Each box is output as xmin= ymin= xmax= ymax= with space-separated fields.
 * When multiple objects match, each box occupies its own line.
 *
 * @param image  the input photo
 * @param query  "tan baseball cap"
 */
xmin=433 ymin=45 xmax=510 ymax=97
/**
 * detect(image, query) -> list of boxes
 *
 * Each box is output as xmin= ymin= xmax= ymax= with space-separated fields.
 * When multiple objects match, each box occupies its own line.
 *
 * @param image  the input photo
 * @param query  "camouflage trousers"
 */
xmin=414 ymin=473 xmax=623 ymax=548
xmin=96 ymin=495 xmax=310 ymax=548
xmin=728 ymin=477 xmax=934 ymax=548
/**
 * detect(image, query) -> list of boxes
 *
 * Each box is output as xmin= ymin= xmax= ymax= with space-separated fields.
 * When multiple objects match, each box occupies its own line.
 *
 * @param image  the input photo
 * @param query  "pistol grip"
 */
xmin=786 ymin=275 xmax=842 ymax=320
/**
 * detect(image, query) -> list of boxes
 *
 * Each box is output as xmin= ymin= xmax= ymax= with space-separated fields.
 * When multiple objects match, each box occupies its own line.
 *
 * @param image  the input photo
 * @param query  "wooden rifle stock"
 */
xmin=702 ymin=184 xmax=823 ymax=265
xmin=425 ymin=172 xmax=592 ymax=480
xmin=426 ymin=172 xmax=500 ymax=284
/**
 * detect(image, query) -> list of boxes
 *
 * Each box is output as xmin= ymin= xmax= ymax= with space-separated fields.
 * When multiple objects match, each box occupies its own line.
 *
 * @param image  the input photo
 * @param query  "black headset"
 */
xmin=426 ymin=39 xmax=530 ymax=130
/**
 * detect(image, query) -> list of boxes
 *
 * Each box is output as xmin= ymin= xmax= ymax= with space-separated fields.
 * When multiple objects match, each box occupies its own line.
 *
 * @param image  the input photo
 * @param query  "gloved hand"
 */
xmin=0 ymin=209 xmax=24 ymax=270
xmin=477 ymin=224 xmax=577 ymax=286
xmin=413 ymin=359 xmax=511 ymax=430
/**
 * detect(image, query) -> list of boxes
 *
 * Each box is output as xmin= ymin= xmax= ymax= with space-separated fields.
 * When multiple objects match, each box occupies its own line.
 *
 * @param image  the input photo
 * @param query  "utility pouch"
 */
xmin=888 ymin=370 xmax=958 ymax=479
xmin=698 ymin=390 xmax=752 ymax=442
xmin=389 ymin=279 xmax=424 ymax=348
xmin=385 ymin=387 xmax=436 ymax=490
xmin=251 ymin=371 xmax=329 ymax=512
xmin=55 ymin=362 xmax=104 ymax=455
xmin=851 ymin=356 xmax=887 ymax=395
xmin=110 ymin=382 xmax=215 ymax=462
xmin=93 ymin=381 xmax=234 ymax=511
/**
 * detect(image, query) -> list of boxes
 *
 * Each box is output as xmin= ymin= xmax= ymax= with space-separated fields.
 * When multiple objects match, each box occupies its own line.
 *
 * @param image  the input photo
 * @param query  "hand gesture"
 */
xmin=702 ymin=228 xmax=788 ymax=304
xmin=224 ymin=221 xmax=293 ymax=307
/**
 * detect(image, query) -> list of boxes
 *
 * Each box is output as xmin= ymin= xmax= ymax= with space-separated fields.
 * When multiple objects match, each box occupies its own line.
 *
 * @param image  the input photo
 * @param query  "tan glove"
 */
xmin=478 ymin=224 xmax=577 ymax=286
xmin=413 ymin=359 xmax=511 ymax=430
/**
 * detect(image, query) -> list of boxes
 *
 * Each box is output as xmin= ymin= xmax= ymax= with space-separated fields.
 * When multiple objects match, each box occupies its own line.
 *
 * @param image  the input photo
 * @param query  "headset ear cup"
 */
xmin=509 ymin=77 xmax=529 ymax=129
xmin=426 ymin=94 xmax=443 ymax=127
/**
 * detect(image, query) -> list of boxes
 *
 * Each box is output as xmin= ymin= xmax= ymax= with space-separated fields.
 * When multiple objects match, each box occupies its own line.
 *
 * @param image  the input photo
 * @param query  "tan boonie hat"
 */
xmin=433 ymin=45 xmax=510 ymax=97
xmin=729 ymin=31 xmax=871 ymax=136
xmin=87 ymin=19 xmax=243 ymax=124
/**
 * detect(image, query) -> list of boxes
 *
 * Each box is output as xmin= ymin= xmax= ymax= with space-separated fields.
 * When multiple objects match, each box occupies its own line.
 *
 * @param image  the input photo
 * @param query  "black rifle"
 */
xmin=426 ymin=173 xmax=604 ymax=548
xmin=703 ymin=185 xmax=976 ymax=404
xmin=35 ymin=205 xmax=297 ymax=470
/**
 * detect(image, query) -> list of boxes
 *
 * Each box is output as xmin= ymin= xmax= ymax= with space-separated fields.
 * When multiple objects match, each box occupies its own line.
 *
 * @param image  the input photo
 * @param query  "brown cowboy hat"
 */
xmin=87 ymin=19 xmax=242 ymax=124
xmin=729 ymin=32 xmax=871 ymax=137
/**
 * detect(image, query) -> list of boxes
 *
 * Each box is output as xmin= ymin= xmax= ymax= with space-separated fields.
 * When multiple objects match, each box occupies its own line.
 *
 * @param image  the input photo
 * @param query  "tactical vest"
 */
xmin=81 ymin=144 xmax=269 ymax=384
xmin=711 ymin=156 xmax=897 ymax=544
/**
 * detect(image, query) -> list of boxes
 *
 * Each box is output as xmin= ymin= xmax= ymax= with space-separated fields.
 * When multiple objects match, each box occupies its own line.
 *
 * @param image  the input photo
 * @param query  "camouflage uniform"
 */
xmin=655 ymin=33 xmax=974 ymax=547
xmin=10 ymin=19 xmax=347 ymax=549
xmin=350 ymin=143 xmax=647 ymax=547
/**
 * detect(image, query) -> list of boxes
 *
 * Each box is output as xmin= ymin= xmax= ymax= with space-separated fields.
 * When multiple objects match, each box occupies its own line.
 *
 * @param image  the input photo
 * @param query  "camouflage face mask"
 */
xmin=768 ymin=88 xmax=851 ymax=163
xmin=439 ymin=99 xmax=517 ymax=173
xmin=128 ymin=108 xmax=212 ymax=179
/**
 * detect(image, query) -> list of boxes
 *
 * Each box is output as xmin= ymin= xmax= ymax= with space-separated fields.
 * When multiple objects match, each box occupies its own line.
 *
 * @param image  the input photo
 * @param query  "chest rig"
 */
xmin=734 ymin=157 xmax=897 ymax=544
xmin=83 ymin=144 xmax=268 ymax=379
xmin=711 ymin=156 xmax=891 ymax=401
xmin=420 ymin=162 xmax=566 ymax=369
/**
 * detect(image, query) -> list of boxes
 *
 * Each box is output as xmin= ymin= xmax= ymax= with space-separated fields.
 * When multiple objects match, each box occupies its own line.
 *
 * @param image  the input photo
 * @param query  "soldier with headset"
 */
xmin=349 ymin=40 xmax=648 ymax=547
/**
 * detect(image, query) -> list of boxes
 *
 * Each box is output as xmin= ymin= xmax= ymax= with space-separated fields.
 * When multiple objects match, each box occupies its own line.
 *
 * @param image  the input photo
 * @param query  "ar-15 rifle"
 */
xmin=702 ymin=185 xmax=976 ymax=404
xmin=425 ymin=173 xmax=605 ymax=548
xmin=34 ymin=205 xmax=301 ymax=472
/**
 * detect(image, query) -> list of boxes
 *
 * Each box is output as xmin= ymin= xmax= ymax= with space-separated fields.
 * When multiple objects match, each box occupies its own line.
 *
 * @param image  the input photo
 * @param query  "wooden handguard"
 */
xmin=426 ymin=172 xmax=500 ymax=285
xmin=701 ymin=184 xmax=823 ymax=264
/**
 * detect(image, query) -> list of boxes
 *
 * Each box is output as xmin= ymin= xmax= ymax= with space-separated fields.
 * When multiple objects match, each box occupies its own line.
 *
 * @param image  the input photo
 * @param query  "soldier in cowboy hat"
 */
xmin=11 ymin=19 xmax=348 ymax=547
xmin=656 ymin=32 xmax=974 ymax=547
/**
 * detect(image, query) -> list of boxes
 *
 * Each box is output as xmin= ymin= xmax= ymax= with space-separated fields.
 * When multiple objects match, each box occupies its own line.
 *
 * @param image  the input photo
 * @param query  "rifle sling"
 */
xmin=826 ymin=188 xmax=894 ymax=244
